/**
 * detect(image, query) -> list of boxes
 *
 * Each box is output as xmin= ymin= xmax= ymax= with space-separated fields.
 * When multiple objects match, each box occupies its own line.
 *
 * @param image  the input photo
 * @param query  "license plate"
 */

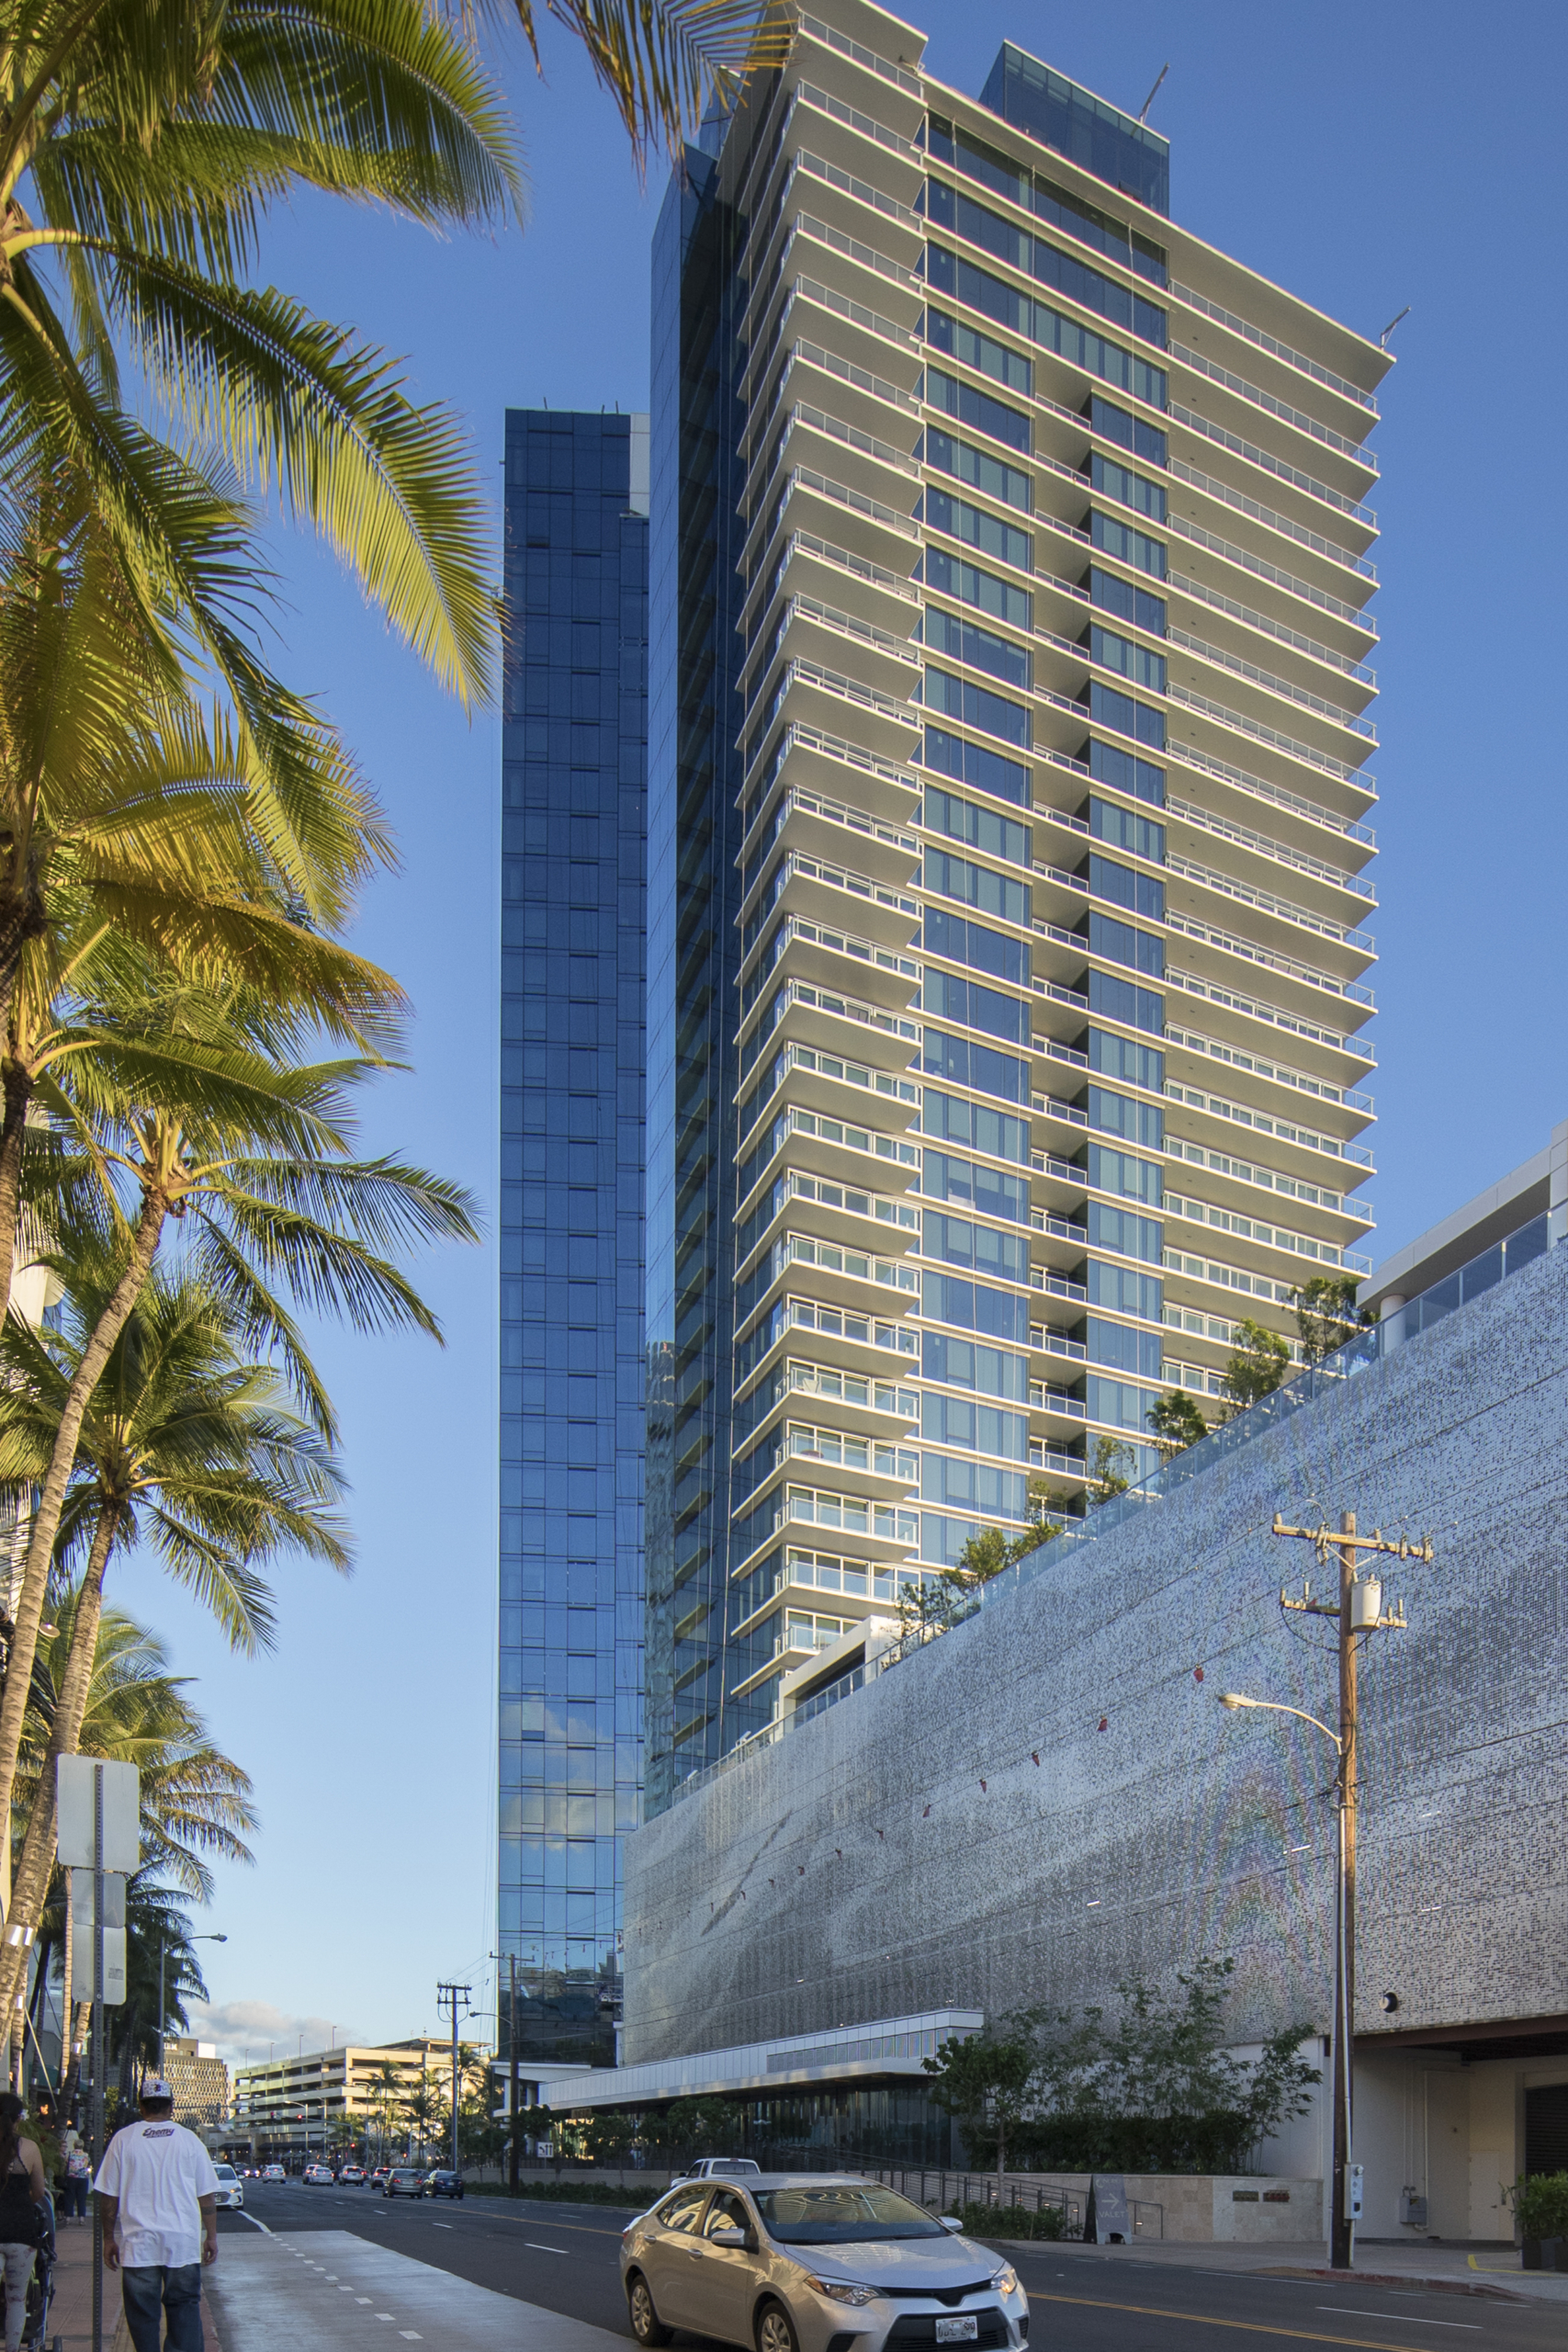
xmin=935 ymin=2320 xmax=977 ymax=2343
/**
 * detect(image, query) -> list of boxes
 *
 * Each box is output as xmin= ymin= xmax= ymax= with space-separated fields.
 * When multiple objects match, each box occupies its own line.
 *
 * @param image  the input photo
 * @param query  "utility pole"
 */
xmin=508 ymin=1955 xmax=521 ymax=2198
xmin=435 ymin=1982 xmax=472 ymax=2175
xmin=1272 ymin=1510 xmax=1424 ymax=2269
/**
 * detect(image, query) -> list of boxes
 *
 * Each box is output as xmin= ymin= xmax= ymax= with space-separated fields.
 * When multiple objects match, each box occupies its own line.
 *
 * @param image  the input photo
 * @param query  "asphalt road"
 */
xmin=218 ymin=2185 xmax=1567 ymax=2352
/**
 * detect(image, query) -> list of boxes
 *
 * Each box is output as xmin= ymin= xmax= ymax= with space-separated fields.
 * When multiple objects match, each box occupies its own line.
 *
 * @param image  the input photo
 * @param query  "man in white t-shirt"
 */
xmin=94 ymin=2079 xmax=220 ymax=2352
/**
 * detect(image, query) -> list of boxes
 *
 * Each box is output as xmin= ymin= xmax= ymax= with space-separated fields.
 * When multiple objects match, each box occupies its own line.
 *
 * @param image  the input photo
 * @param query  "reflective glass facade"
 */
xmin=499 ymin=409 xmax=649 ymax=2064
xmin=644 ymin=150 xmax=769 ymax=1815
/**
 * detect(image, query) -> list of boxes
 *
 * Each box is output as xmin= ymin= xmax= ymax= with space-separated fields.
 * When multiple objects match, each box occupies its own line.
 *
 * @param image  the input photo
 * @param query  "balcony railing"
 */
xmin=1171 ymin=458 xmax=1376 ymax=582
xmin=1170 ymin=281 xmax=1379 ymax=413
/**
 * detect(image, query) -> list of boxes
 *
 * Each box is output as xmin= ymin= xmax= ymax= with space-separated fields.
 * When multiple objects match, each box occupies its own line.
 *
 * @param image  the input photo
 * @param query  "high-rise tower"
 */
xmin=644 ymin=4 xmax=1382 ymax=1810
xmin=498 ymin=407 xmax=649 ymax=2061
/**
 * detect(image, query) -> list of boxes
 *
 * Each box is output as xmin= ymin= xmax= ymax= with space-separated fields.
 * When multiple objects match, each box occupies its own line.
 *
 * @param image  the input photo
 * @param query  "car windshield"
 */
xmin=754 ymin=2186 xmax=949 ymax=2245
xmin=215 ymin=2168 xmax=236 ymax=2181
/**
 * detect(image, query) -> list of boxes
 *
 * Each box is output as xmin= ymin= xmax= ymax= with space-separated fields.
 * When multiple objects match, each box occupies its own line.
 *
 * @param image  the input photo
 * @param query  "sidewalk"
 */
xmin=46 ymin=2218 xmax=231 ymax=2352
xmin=204 ymin=2227 xmax=628 ymax=2352
xmin=993 ymin=2232 xmax=1568 ymax=2307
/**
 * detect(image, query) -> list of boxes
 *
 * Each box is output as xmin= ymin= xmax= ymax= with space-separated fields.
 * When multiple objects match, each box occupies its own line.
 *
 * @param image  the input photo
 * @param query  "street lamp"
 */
xmin=158 ymin=1935 xmax=228 ymax=2075
xmin=1219 ymin=1692 xmax=1351 ymax=2268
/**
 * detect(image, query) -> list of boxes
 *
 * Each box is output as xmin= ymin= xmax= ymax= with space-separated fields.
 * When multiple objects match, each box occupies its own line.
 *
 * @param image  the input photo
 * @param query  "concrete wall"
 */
xmin=625 ymin=1244 xmax=1568 ymax=2227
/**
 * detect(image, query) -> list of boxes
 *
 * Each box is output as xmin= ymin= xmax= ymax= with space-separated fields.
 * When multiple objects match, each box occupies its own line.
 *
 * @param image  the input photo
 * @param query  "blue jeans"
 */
xmin=121 ymin=2264 xmax=204 ymax=2352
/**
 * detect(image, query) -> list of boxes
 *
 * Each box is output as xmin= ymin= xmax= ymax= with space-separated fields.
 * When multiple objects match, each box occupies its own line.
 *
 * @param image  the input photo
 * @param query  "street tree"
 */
xmin=921 ymin=2027 xmax=1036 ymax=2198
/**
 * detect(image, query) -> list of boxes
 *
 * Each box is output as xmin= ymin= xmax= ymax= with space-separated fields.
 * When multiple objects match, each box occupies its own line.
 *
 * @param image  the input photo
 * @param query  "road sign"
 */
xmin=69 ymin=1873 xmax=125 ymax=1931
xmin=56 ymin=1758 xmax=139 ymax=1870
xmin=73 ymin=1929 xmax=127 ymax=2007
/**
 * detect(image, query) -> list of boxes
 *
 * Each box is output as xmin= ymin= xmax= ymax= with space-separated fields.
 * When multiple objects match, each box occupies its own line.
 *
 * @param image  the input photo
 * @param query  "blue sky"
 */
xmin=130 ymin=0 xmax=1567 ymax=2067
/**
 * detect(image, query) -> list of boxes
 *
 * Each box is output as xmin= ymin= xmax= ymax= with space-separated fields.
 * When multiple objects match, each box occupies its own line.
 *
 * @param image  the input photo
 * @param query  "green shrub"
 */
xmin=1515 ymin=2173 xmax=1568 ymax=2241
xmin=959 ymin=2199 xmax=1072 ymax=2242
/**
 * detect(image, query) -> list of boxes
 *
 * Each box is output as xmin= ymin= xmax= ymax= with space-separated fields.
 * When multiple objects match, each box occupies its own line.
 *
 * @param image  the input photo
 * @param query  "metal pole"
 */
xmin=92 ymin=1763 xmax=105 ymax=2352
xmin=158 ymin=1939 xmax=165 ymax=2076
xmin=451 ymin=1991 xmax=459 ymax=2176
xmin=1331 ymin=1510 xmax=1358 ymax=2272
xmin=508 ymin=1957 xmax=521 ymax=2198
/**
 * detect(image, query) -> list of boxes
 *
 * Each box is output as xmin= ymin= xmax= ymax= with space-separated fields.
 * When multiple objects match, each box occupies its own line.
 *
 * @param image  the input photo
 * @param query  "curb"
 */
xmin=1255 ymin=2266 xmax=1535 ymax=2304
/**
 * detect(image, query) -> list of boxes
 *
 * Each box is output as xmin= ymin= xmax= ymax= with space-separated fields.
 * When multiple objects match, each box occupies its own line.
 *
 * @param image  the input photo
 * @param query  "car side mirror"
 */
xmin=940 ymin=2216 xmax=964 ymax=2234
xmin=710 ymin=2228 xmax=748 ymax=2249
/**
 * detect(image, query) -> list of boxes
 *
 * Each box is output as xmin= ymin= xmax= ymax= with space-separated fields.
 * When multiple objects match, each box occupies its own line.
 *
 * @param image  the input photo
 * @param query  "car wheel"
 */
xmin=626 ymin=2273 xmax=671 ymax=2347
xmin=755 ymin=2301 xmax=799 ymax=2352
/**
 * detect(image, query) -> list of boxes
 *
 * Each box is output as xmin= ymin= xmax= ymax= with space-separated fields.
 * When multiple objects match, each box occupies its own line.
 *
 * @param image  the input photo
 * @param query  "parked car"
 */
xmin=211 ymin=2164 xmax=244 ymax=2211
xmin=384 ymin=2166 xmax=425 ymax=2199
xmin=671 ymin=2158 xmax=762 ymax=2183
xmin=303 ymin=2163 xmax=334 ymax=2185
xmin=424 ymin=2170 xmax=465 ymax=2201
xmin=620 ymin=2175 xmax=1027 ymax=2352
xmin=261 ymin=2164 xmax=287 ymax=2183
xmin=339 ymin=2165 xmax=367 ymax=2185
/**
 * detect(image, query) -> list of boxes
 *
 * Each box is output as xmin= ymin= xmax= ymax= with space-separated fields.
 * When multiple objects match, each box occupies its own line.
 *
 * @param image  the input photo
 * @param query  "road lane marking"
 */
xmin=1316 ymin=2315 xmax=1479 ymax=2332
xmin=526 ymin=2242 xmax=570 ymax=2255
xmin=433 ymin=2222 xmax=453 ymax=2229
xmin=233 ymin=2211 xmax=272 ymax=2233
xmin=1026 ymin=2291 xmax=1485 ymax=2351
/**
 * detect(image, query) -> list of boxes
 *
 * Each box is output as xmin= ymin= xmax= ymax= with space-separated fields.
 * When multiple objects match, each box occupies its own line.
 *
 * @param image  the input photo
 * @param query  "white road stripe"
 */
xmin=1316 ymin=2311 xmax=1480 ymax=2331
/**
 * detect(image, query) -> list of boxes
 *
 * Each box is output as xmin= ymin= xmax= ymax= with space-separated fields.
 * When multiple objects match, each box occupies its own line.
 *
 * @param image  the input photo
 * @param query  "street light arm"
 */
xmin=1218 ymin=1692 xmax=1342 ymax=1752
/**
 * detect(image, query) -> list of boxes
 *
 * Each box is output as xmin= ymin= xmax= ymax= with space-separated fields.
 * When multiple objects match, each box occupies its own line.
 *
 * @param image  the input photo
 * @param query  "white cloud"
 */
xmin=184 ymin=1998 xmax=420 ymax=2071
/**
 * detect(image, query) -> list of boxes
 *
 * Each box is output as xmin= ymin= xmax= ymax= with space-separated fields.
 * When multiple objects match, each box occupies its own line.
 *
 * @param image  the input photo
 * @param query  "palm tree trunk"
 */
xmin=0 ymin=1192 xmax=164 ymax=1865
xmin=0 ymin=1057 xmax=32 ymax=1322
xmin=0 ymin=1500 xmax=118 ymax=2019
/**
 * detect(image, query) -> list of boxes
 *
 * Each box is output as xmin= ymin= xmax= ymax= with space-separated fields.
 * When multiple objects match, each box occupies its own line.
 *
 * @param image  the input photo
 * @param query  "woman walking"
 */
xmin=0 ymin=2094 xmax=50 ymax=2352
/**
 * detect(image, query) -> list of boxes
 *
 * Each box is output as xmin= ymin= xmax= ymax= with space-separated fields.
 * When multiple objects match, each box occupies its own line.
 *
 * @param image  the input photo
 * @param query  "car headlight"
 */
xmin=803 ymin=2277 xmax=879 ymax=2307
xmin=990 ymin=2266 xmax=1019 ymax=2296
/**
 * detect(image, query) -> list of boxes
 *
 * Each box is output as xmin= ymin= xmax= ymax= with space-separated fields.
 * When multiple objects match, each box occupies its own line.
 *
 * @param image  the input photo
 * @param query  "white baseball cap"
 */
xmin=141 ymin=2079 xmax=175 ymax=2101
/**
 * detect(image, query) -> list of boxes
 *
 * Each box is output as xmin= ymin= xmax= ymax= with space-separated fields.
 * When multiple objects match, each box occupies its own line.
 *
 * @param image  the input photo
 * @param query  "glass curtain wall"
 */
xmin=499 ymin=408 xmax=649 ymax=2063
xmin=644 ymin=120 xmax=777 ymax=1814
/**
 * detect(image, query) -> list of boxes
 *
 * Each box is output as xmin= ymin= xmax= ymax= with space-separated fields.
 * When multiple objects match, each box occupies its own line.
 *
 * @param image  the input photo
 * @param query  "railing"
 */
xmin=1171 ymin=458 xmax=1377 ymax=582
xmin=1170 ymin=281 xmax=1378 ymax=413
xmin=872 ymin=2165 xmax=1164 ymax=2240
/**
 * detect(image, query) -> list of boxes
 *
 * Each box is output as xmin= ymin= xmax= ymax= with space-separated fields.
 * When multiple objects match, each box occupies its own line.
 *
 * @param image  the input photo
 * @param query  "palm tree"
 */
xmin=505 ymin=0 xmax=792 ymax=161
xmin=0 ymin=973 xmax=476 ymax=1893
xmin=0 ymin=0 xmax=523 ymax=719
xmin=0 ymin=1250 xmax=342 ymax=2010
xmin=0 ymin=0 xmax=795 ymax=716
xmin=0 ymin=460 xmax=410 ymax=1316
xmin=24 ymin=1605 xmax=257 ymax=2112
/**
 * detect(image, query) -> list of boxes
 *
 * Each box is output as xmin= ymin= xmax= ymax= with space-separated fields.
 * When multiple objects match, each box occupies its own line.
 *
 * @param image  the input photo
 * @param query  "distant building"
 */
xmin=226 ymin=2036 xmax=484 ymax=2162
xmin=164 ymin=2036 xmax=229 ymax=2127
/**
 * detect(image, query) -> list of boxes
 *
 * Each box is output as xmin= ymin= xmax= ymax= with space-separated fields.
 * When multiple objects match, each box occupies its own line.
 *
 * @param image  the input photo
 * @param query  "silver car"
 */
xmin=620 ymin=2174 xmax=1027 ymax=2352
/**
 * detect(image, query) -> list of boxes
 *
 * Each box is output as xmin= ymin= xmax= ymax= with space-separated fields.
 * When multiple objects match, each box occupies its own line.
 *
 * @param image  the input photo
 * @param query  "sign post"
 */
xmin=57 ymin=1758 xmax=139 ymax=2352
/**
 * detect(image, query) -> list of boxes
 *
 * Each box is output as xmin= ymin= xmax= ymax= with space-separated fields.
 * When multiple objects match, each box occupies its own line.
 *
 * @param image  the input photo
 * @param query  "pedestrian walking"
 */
xmin=59 ymin=2143 xmax=91 ymax=2222
xmin=93 ymin=2077 xmax=220 ymax=2352
xmin=0 ymin=2094 xmax=51 ymax=2352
